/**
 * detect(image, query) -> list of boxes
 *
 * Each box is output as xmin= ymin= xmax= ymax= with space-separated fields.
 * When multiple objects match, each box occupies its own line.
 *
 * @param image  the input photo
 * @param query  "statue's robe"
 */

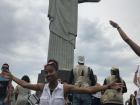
xmin=48 ymin=0 xmax=100 ymax=70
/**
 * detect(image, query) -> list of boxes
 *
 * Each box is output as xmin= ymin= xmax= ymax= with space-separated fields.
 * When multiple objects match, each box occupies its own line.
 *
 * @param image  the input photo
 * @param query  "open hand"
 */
xmin=109 ymin=20 xmax=119 ymax=28
xmin=109 ymin=82 xmax=124 ymax=90
xmin=3 ymin=70 xmax=13 ymax=80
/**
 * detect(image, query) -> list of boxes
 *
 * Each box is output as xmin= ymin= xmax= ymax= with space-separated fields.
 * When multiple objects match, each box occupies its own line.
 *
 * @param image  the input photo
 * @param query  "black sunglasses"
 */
xmin=1 ymin=67 xmax=9 ymax=71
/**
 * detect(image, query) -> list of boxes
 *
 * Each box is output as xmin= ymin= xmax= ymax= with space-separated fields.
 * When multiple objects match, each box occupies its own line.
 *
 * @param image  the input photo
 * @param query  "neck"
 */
xmin=49 ymin=80 xmax=58 ymax=90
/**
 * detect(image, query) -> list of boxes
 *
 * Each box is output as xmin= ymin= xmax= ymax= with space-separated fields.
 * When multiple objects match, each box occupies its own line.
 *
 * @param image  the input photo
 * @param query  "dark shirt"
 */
xmin=0 ymin=76 xmax=9 ymax=100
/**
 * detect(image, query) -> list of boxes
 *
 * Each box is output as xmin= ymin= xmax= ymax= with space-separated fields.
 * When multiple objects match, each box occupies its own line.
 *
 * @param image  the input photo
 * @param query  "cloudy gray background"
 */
xmin=0 ymin=0 xmax=140 ymax=101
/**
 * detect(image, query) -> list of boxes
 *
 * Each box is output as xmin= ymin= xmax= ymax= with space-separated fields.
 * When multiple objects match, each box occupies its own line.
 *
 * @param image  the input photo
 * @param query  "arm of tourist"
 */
xmin=64 ymin=82 xmax=123 ymax=94
xmin=133 ymin=68 xmax=139 ymax=86
xmin=122 ymin=80 xmax=127 ymax=93
xmin=4 ymin=71 xmax=44 ymax=91
xmin=110 ymin=20 xmax=140 ymax=57
xmin=133 ymin=71 xmax=138 ymax=86
xmin=64 ymin=84 xmax=108 ymax=93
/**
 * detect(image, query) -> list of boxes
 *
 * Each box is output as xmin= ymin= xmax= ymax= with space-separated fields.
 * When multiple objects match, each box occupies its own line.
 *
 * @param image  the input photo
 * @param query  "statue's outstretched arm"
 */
xmin=110 ymin=20 xmax=140 ymax=57
xmin=78 ymin=0 xmax=101 ymax=3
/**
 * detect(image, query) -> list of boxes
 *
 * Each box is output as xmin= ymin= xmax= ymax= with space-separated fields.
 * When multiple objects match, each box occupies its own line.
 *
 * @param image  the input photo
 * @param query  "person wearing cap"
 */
xmin=101 ymin=67 xmax=127 ymax=105
xmin=0 ymin=63 xmax=14 ymax=105
xmin=70 ymin=56 xmax=96 ymax=105
xmin=110 ymin=20 xmax=140 ymax=57
xmin=3 ymin=59 xmax=123 ymax=105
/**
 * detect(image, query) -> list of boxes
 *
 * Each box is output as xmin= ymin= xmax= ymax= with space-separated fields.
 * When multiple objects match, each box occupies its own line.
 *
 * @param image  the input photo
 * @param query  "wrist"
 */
xmin=107 ymin=84 xmax=111 ymax=89
xmin=104 ymin=84 xmax=110 ymax=90
xmin=117 ymin=26 xmax=120 ymax=29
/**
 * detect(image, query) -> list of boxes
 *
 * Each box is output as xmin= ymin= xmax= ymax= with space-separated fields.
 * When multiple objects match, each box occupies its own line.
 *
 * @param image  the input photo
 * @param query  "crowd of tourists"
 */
xmin=0 ymin=57 xmax=139 ymax=105
xmin=1 ymin=20 xmax=140 ymax=105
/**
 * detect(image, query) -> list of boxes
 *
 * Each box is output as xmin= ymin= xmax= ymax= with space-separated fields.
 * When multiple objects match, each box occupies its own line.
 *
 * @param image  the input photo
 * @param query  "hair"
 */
xmin=3 ymin=63 xmax=9 ymax=67
xmin=134 ymin=90 xmax=137 ymax=95
xmin=1 ymin=63 xmax=9 ymax=71
xmin=21 ymin=75 xmax=30 ymax=83
xmin=44 ymin=59 xmax=59 ymax=71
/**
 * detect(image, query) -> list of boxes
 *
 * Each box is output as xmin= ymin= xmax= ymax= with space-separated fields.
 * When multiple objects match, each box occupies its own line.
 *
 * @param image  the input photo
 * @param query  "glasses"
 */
xmin=1 ymin=67 xmax=9 ymax=71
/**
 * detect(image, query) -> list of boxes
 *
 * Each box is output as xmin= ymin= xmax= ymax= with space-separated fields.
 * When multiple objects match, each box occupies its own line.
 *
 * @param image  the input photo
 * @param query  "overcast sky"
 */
xmin=0 ymin=0 xmax=140 ymax=101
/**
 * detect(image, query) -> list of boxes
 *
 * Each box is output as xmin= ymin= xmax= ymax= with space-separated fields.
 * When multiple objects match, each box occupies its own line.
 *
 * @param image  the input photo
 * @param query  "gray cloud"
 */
xmin=76 ymin=18 xmax=139 ymax=82
xmin=0 ymin=0 xmax=49 ymax=77
xmin=0 ymin=0 xmax=140 ymax=100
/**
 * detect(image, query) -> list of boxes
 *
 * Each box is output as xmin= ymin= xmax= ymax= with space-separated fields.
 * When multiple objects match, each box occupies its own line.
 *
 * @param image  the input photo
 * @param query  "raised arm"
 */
xmin=5 ymin=71 xmax=44 ymax=91
xmin=110 ymin=20 xmax=140 ymax=57
xmin=133 ymin=66 xmax=139 ymax=86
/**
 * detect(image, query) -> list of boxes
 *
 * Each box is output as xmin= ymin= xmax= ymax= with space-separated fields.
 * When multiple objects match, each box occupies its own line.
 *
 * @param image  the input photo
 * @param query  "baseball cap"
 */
xmin=78 ymin=56 xmax=85 ymax=64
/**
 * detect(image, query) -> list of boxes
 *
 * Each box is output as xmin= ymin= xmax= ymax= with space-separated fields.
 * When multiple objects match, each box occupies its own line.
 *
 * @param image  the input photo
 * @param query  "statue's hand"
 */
xmin=109 ymin=20 xmax=119 ymax=29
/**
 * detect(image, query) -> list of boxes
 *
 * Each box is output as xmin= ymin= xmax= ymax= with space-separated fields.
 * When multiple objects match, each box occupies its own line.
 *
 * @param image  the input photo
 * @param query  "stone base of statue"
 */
xmin=57 ymin=69 xmax=71 ymax=82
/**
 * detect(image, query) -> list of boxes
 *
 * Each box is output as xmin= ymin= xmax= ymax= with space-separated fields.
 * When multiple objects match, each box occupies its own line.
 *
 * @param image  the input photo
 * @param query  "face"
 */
xmin=44 ymin=65 xmax=57 ymax=82
xmin=1 ymin=65 xmax=9 ymax=72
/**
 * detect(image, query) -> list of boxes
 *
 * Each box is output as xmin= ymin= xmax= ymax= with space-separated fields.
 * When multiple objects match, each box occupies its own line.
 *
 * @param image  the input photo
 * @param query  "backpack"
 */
xmin=101 ymin=76 xmax=124 ymax=104
xmin=24 ymin=94 xmax=40 ymax=105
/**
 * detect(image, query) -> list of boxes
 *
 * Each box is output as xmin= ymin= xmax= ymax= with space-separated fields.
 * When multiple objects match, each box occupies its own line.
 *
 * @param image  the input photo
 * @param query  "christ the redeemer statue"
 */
xmin=47 ymin=0 xmax=100 ymax=71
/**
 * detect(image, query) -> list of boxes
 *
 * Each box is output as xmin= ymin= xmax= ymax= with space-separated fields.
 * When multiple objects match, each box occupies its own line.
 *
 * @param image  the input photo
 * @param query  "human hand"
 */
xmin=109 ymin=20 xmax=119 ymax=29
xmin=108 ymin=82 xmax=124 ymax=90
xmin=135 ymin=70 xmax=138 ymax=74
xmin=3 ymin=70 xmax=13 ymax=80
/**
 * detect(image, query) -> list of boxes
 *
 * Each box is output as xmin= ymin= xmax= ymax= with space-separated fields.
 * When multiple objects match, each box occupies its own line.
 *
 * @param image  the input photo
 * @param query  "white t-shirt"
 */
xmin=40 ymin=82 xmax=65 ymax=105
xmin=92 ymin=92 xmax=101 ymax=98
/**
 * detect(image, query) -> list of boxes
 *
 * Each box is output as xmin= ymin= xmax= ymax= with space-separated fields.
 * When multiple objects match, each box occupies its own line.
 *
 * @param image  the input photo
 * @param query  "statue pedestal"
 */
xmin=57 ymin=70 xmax=71 ymax=82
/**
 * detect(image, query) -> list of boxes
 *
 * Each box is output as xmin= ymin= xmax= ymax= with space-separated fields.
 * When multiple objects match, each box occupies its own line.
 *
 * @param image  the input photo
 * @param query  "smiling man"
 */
xmin=0 ymin=63 xmax=13 ymax=105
